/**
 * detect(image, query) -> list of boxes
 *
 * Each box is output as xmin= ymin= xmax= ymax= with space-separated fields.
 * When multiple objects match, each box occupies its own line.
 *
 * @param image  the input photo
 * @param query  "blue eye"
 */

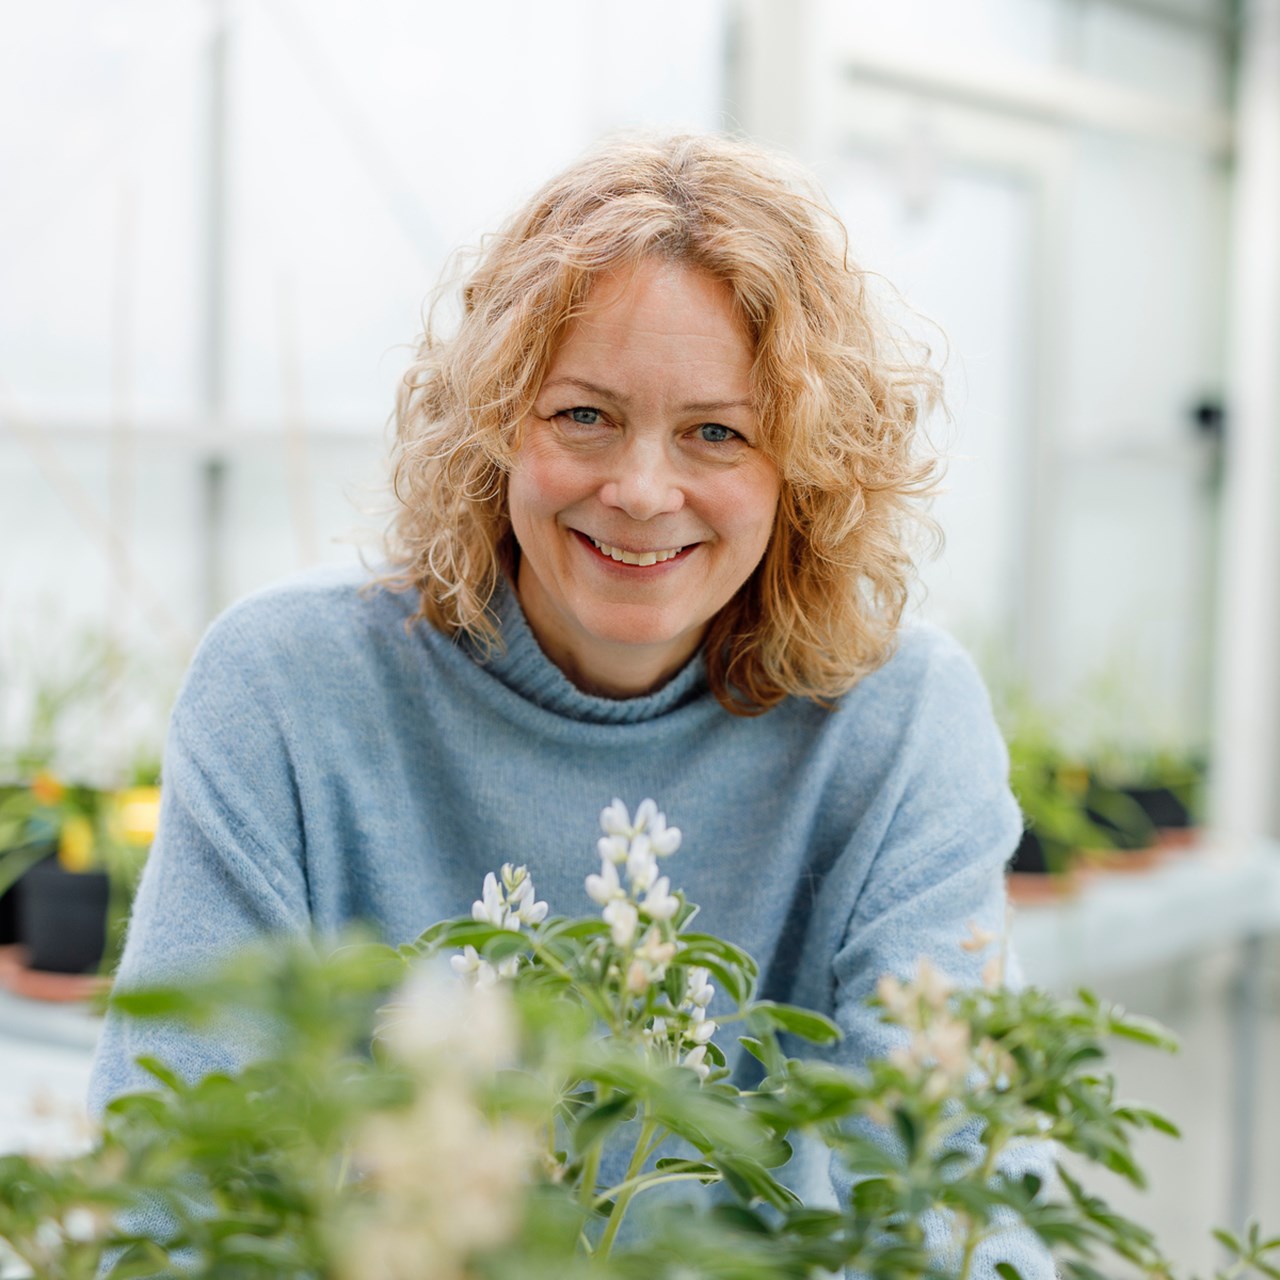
xmin=697 ymin=423 xmax=736 ymax=443
xmin=565 ymin=407 xmax=601 ymax=426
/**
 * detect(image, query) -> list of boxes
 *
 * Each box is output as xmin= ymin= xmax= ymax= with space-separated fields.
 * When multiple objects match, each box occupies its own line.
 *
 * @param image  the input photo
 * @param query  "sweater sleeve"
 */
xmin=88 ymin=602 xmax=313 ymax=1113
xmin=827 ymin=635 xmax=1055 ymax=1280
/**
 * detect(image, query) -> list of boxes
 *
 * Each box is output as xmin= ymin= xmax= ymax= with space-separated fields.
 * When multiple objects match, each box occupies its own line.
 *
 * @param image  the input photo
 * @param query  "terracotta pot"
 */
xmin=1007 ymin=869 xmax=1081 ymax=904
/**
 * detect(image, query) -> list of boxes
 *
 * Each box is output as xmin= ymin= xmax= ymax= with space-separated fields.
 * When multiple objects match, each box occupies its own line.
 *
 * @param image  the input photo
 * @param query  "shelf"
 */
xmin=1009 ymin=837 xmax=1280 ymax=990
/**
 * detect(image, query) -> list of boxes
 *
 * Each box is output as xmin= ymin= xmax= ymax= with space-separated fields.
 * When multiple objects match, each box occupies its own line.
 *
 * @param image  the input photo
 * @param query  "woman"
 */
xmin=90 ymin=133 xmax=1041 ymax=1273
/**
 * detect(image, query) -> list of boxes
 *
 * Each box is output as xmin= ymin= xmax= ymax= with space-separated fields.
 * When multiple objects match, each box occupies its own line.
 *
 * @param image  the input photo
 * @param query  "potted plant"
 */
xmin=1004 ymin=721 xmax=1128 ymax=900
xmin=1087 ymin=747 xmax=1207 ymax=853
xmin=0 ymin=797 xmax=1275 ymax=1279
xmin=0 ymin=767 xmax=157 ymax=980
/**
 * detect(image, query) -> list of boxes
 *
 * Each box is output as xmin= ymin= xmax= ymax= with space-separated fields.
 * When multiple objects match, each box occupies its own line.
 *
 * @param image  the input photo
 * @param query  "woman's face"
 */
xmin=508 ymin=258 xmax=780 ymax=698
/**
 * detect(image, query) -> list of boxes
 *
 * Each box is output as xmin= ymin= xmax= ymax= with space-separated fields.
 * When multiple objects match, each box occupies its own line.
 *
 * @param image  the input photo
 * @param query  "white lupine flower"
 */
xmin=634 ymin=798 xmax=659 ymax=830
xmin=597 ymin=834 xmax=629 ymax=864
xmin=380 ymin=964 xmax=517 ymax=1072
xmin=603 ymin=898 xmax=639 ymax=947
xmin=504 ymin=869 xmax=549 ymax=926
xmin=519 ymin=898 xmax=549 ymax=926
xmin=62 ymin=1208 xmax=102 ymax=1243
xmin=471 ymin=872 xmax=512 ymax=929
xmin=636 ymin=926 xmax=677 ymax=972
xmin=639 ymin=875 xmax=679 ymax=921
xmin=346 ymin=975 xmax=533 ymax=1280
xmin=682 ymin=1044 xmax=710 ymax=1082
xmin=471 ymin=865 xmax=546 ymax=932
xmin=626 ymin=959 xmax=652 ymax=994
xmin=648 ymin=812 xmax=682 ymax=857
xmin=626 ymin=836 xmax=658 ymax=891
xmin=686 ymin=967 xmax=715 ymax=1008
xmin=452 ymin=946 xmax=500 ymax=988
xmin=585 ymin=858 xmax=623 ymax=905
xmin=600 ymin=797 xmax=633 ymax=837
xmin=915 ymin=957 xmax=955 ymax=1010
xmin=688 ymin=1018 xmax=717 ymax=1045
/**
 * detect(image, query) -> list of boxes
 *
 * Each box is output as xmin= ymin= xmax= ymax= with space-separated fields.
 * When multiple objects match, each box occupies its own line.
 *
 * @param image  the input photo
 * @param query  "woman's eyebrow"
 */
xmin=539 ymin=376 xmax=753 ymax=414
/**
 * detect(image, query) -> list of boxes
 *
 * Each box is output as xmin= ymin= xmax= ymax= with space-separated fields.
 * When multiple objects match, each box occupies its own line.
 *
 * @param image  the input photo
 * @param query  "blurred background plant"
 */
xmin=997 ymin=677 xmax=1207 ymax=886
xmin=0 ymin=623 xmax=170 ymax=975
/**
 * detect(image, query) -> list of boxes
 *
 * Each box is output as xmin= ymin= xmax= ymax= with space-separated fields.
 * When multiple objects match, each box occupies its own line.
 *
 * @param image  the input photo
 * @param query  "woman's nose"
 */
xmin=598 ymin=440 xmax=685 ymax=520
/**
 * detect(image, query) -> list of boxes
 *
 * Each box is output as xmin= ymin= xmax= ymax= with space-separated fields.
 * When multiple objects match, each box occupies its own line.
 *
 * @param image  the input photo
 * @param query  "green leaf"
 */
xmin=1213 ymin=1228 xmax=1243 ymax=1254
xmin=995 ymin=1264 xmax=1024 ymax=1280
xmin=133 ymin=1056 xmax=185 ymax=1094
xmin=654 ymin=1157 xmax=720 ymax=1183
xmin=545 ymin=918 xmax=611 ymax=942
xmin=712 ymin=1153 xmax=801 ymax=1210
xmin=1116 ymin=1105 xmax=1180 ymax=1138
xmin=893 ymin=1108 xmax=918 ymax=1158
xmin=746 ymin=1001 xmax=841 ymax=1045
xmin=570 ymin=1095 xmax=636 ymax=1155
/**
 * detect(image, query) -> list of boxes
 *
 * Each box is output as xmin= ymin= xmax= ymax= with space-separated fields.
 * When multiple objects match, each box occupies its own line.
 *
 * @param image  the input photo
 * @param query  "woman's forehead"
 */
xmin=539 ymin=261 xmax=755 ymax=409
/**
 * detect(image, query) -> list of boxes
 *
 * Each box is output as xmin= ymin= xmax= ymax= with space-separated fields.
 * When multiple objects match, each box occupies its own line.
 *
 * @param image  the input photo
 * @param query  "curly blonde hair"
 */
xmin=383 ymin=133 xmax=942 ymax=714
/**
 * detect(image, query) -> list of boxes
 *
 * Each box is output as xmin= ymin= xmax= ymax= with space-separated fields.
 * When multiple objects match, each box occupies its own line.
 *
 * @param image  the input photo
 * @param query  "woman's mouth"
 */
xmin=582 ymin=534 xmax=688 ymax=566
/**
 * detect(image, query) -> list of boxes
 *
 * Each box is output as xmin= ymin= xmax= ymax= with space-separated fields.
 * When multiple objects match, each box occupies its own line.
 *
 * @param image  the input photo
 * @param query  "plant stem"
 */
xmin=594 ymin=1113 xmax=658 ymax=1259
xmin=592 ymin=1169 xmax=718 ymax=1209
xmin=529 ymin=938 xmax=615 ymax=1025
xmin=956 ymin=1125 xmax=1004 ymax=1280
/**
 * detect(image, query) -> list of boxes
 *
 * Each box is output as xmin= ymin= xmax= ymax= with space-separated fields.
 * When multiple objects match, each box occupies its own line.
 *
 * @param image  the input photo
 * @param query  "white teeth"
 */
xmin=590 ymin=537 xmax=683 ymax=566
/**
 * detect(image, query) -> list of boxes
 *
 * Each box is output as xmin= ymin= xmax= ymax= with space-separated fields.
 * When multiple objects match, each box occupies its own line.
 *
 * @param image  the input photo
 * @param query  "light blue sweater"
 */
xmin=89 ymin=564 xmax=1049 ymax=1277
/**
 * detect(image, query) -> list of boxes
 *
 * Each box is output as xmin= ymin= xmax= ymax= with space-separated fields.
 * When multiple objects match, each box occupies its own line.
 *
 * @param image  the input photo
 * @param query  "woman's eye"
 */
xmin=563 ymin=406 xmax=602 ymax=426
xmin=696 ymin=423 xmax=738 ymax=444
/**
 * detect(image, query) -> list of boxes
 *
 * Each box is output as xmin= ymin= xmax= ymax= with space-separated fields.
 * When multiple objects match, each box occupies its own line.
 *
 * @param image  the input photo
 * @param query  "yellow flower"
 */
xmin=1056 ymin=763 xmax=1090 ymax=796
xmin=113 ymin=787 xmax=161 ymax=847
xmin=58 ymin=815 xmax=96 ymax=872
xmin=32 ymin=771 xmax=65 ymax=807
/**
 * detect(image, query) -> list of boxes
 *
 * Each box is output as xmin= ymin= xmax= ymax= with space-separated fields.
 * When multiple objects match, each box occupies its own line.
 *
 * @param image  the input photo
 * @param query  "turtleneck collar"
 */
xmin=470 ymin=578 xmax=710 ymax=725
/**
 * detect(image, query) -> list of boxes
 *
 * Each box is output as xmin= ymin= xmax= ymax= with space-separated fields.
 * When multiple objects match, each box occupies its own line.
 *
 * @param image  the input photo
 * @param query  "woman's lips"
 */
xmin=573 ymin=530 xmax=696 ymax=568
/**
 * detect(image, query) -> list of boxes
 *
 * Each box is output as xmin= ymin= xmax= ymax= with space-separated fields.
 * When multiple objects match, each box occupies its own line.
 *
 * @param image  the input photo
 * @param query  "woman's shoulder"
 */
xmin=850 ymin=619 xmax=993 ymax=718
xmin=185 ymin=563 xmax=421 ymax=685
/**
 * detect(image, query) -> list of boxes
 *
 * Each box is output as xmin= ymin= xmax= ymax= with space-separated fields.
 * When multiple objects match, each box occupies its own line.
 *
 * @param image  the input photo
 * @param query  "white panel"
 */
xmin=824 ymin=0 xmax=1067 ymax=66
xmin=1061 ymin=137 xmax=1227 ymax=448
xmin=826 ymin=152 xmax=1035 ymax=653
xmin=0 ymin=2 xmax=204 ymax=419
xmin=225 ymin=0 xmax=729 ymax=428
xmin=1078 ymin=2 xmax=1227 ymax=107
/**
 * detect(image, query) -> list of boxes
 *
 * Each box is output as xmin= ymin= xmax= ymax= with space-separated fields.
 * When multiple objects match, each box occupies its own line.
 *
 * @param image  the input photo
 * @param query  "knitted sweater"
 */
xmin=88 ymin=564 xmax=1049 ymax=1277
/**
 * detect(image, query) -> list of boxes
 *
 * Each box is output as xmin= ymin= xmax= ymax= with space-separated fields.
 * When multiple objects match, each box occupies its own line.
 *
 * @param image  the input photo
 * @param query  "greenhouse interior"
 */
xmin=2 ymin=1 xmax=1279 ymax=1276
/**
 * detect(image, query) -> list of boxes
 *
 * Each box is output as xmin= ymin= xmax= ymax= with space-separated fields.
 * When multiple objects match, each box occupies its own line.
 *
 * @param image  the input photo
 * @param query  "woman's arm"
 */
xmin=89 ymin=601 xmax=313 ymax=1113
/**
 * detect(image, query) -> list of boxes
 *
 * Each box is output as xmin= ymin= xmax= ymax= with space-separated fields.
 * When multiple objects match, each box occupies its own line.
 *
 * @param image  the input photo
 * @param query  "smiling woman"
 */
xmin=509 ymin=260 xmax=780 ymax=697
xmin=89 ymin=134 xmax=1049 ymax=1280
xmin=386 ymin=132 xmax=942 ymax=715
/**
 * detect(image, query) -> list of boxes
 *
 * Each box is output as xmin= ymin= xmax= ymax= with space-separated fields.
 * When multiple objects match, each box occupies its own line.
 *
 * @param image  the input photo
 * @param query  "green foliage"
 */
xmin=0 ymin=884 xmax=1273 ymax=1279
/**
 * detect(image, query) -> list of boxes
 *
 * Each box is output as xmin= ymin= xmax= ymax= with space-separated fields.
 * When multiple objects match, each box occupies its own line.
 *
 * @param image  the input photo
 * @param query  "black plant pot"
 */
xmin=1122 ymin=785 xmax=1192 ymax=831
xmin=0 ymin=881 xmax=18 ymax=946
xmin=18 ymin=855 xmax=109 ymax=974
xmin=0 ymin=839 xmax=58 ymax=947
xmin=1009 ymin=829 xmax=1049 ymax=874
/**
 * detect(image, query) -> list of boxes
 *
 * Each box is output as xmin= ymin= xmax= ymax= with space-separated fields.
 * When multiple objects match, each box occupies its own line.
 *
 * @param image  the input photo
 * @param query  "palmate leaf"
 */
xmin=710 ymin=1153 xmax=802 ymax=1210
xmin=674 ymin=933 xmax=759 ymax=1005
xmin=746 ymin=1000 xmax=841 ymax=1046
xmin=737 ymin=1033 xmax=785 ymax=1078
xmin=571 ymin=1095 xmax=638 ymax=1155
